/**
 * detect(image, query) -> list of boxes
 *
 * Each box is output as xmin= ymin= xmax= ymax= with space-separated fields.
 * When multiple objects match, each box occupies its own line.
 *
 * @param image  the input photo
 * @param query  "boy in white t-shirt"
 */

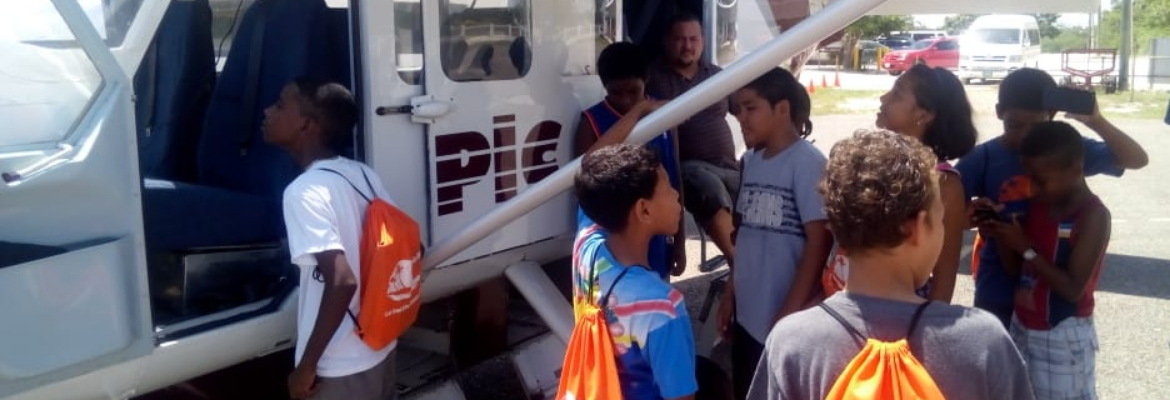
xmin=263 ymin=79 xmax=397 ymax=400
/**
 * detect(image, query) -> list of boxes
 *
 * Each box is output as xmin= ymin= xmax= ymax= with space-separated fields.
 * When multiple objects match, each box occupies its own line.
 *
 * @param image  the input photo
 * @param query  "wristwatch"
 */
xmin=1022 ymin=248 xmax=1038 ymax=262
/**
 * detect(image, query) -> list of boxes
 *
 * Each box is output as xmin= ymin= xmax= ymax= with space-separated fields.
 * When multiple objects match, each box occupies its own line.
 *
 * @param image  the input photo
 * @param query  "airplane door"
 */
xmin=417 ymin=0 xmax=579 ymax=266
xmin=358 ymin=0 xmax=431 ymax=244
xmin=0 ymin=0 xmax=154 ymax=397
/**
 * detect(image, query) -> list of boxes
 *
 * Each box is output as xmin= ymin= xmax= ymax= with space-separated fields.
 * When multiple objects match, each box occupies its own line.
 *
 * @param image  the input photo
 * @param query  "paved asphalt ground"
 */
xmin=138 ymin=79 xmax=1169 ymax=399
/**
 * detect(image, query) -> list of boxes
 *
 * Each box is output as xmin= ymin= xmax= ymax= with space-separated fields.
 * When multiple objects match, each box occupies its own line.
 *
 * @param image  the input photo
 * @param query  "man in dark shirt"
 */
xmin=646 ymin=13 xmax=739 ymax=272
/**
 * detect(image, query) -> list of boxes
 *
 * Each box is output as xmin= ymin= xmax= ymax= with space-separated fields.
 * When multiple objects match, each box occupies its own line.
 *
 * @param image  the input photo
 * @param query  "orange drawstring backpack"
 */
xmin=556 ymin=263 xmax=633 ymax=400
xmin=821 ymin=302 xmax=946 ymax=400
xmin=321 ymin=168 xmax=423 ymax=351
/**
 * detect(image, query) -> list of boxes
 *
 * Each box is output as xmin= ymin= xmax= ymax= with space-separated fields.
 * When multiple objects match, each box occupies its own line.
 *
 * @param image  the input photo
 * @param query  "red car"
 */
xmin=882 ymin=37 xmax=959 ymax=75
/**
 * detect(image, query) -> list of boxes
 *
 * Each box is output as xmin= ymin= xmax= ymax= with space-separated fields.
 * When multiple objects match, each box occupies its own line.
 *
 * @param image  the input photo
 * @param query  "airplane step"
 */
xmin=398 ymin=294 xmax=561 ymax=399
xmin=400 ymin=332 xmax=562 ymax=400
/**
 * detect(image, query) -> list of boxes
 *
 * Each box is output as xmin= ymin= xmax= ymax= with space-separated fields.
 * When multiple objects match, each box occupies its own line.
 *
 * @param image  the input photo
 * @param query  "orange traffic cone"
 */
xmin=821 ymin=75 xmax=828 ymax=89
xmin=834 ymin=71 xmax=841 ymax=87
xmin=807 ymin=79 xmax=815 ymax=94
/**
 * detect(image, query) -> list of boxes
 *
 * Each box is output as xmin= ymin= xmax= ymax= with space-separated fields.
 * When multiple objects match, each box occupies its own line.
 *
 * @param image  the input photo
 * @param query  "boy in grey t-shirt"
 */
xmin=718 ymin=67 xmax=833 ymax=399
xmin=747 ymin=130 xmax=1034 ymax=400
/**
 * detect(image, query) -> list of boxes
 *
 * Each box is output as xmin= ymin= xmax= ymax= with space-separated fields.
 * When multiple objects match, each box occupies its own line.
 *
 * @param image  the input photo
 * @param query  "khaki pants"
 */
xmin=311 ymin=349 xmax=397 ymax=400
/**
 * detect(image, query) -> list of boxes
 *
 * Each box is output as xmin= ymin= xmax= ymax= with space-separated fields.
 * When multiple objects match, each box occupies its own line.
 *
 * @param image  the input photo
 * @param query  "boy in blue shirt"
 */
xmin=572 ymin=144 xmax=697 ymax=400
xmin=955 ymin=68 xmax=1147 ymax=327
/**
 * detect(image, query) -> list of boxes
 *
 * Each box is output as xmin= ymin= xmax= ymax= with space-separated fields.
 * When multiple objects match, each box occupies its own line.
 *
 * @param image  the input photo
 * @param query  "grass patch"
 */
xmin=1096 ymin=91 xmax=1170 ymax=120
xmin=808 ymin=88 xmax=886 ymax=116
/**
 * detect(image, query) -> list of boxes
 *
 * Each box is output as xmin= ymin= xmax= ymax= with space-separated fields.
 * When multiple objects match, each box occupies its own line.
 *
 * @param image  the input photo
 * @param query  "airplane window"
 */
xmin=439 ymin=0 xmax=532 ymax=82
xmin=7 ymin=0 xmax=138 ymax=46
xmin=562 ymin=0 xmax=613 ymax=77
xmin=592 ymin=0 xmax=618 ymax=70
xmin=972 ymin=29 xmax=1021 ymax=45
xmin=0 ymin=2 xmax=103 ymax=149
xmin=15 ymin=0 xmax=149 ymax=48
xmin=598 ymin=0 xmax=617 ymax=46
xmin=395 ymin=0 xmax=423 ymax=85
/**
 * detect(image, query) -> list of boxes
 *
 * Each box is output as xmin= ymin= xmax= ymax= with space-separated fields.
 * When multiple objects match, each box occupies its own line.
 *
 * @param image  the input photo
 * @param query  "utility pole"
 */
xmin=1119 ymin=0 xmax=1133 ymax=91
xmin=1088 ymin=13 xmax=1094 ymax=48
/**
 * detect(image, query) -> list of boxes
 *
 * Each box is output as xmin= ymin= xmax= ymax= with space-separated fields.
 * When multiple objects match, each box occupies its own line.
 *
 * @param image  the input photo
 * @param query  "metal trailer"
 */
xmin=1061 ymin=48 xmax=1119 ymax=93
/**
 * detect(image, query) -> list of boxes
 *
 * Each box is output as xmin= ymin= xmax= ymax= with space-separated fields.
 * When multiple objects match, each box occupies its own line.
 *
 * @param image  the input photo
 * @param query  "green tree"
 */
xmin=1098 ymin=0 xmax=1170 ymax=54
xmin=1099 ymin=7 xmax=1122 ymax=50
xmin=943 ymin=14 xmax=980 ymax=35
xmin=845 ymin=15 xmax=914 ymax=39
xmin=839 ymin=15 xmax=912 ymax=70
xmin=1035 ymin=13 xmax=1062 ymax=39
xmin=1043 ymin=26 xmax=1091 ymax=52
xmin=1132 ymin=0 xmax=1170 ymax=53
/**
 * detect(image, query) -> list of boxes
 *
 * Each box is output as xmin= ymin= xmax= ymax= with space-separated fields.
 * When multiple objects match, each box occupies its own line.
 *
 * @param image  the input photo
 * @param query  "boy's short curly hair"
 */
xmin=1021 ymin=121 xmax=1085 ymax=169
xmin=575 ymin=144 xmax=661 ymax=232
xmin=291 ymin=78 xmax=358 ymax=151
xmin=820 ymin=129 xmax=939 ymax=252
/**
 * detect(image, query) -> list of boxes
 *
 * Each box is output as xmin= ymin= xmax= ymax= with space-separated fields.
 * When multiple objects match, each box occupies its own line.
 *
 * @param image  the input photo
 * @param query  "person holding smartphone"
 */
xmin=954 ymin=68 xmax=1148 ymax=328
xmin=983 ymin=121 xmax=1111 ymax=400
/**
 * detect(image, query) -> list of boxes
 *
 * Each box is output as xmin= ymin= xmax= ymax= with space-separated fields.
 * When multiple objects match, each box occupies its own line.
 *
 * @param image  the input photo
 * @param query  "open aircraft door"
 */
xmin=0 ymin=0 xmax=154 ymax=398
xmin=414 ymin=0 xmax=581 ymax=268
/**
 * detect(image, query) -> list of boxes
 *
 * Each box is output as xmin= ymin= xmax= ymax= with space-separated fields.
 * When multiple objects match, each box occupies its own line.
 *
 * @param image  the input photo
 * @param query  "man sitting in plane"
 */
xmin=646 ymin=13 xmax=739 ymax=273
xmin=264 ymin=79 xmax=398 ymax=400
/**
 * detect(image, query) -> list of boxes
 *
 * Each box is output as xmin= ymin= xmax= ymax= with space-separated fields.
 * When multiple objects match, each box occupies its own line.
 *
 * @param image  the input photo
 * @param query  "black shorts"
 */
xmin=681 ymin=160 xmax=740 ymax=224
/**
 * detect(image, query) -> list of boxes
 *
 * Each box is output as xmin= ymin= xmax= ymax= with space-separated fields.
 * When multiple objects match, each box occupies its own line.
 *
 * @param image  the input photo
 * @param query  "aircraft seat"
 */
xmin=141 ymin=179 xmax=282 ymax=251
xmin=196 ymin=0 xmax=342 ymax=200
xmin=135 ymin=0 xmax=280 ymax=252
xmin=509 ymin=36 xmax=532 ymax=76
xmin=142 ymin=0 xmax=349 ymax=251
xmin=133 ymin=0 xmax=215 ymax=183
xmin=443 ymin=38 xmax=470 ymax=79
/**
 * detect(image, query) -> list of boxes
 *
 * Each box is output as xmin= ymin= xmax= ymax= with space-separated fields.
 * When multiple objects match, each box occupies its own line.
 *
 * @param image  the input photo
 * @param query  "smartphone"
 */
xmin=973 ymin=207 xmax=998 ymax=223
xmin=1043 ymin=86 xmax=1097 ymax=115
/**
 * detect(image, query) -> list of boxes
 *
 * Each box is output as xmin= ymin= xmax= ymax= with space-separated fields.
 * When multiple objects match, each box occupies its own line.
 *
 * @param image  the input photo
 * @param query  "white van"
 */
xmin=957 ymin=15 xmax=1042 ymax=83
xmin=903 ymin=30 xmax=948 ymax=42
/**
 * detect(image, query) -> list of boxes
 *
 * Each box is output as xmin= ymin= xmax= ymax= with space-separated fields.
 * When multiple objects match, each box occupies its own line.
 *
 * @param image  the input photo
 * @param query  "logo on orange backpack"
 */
xmin=386 ymin=256 xmax=420 ymax=303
